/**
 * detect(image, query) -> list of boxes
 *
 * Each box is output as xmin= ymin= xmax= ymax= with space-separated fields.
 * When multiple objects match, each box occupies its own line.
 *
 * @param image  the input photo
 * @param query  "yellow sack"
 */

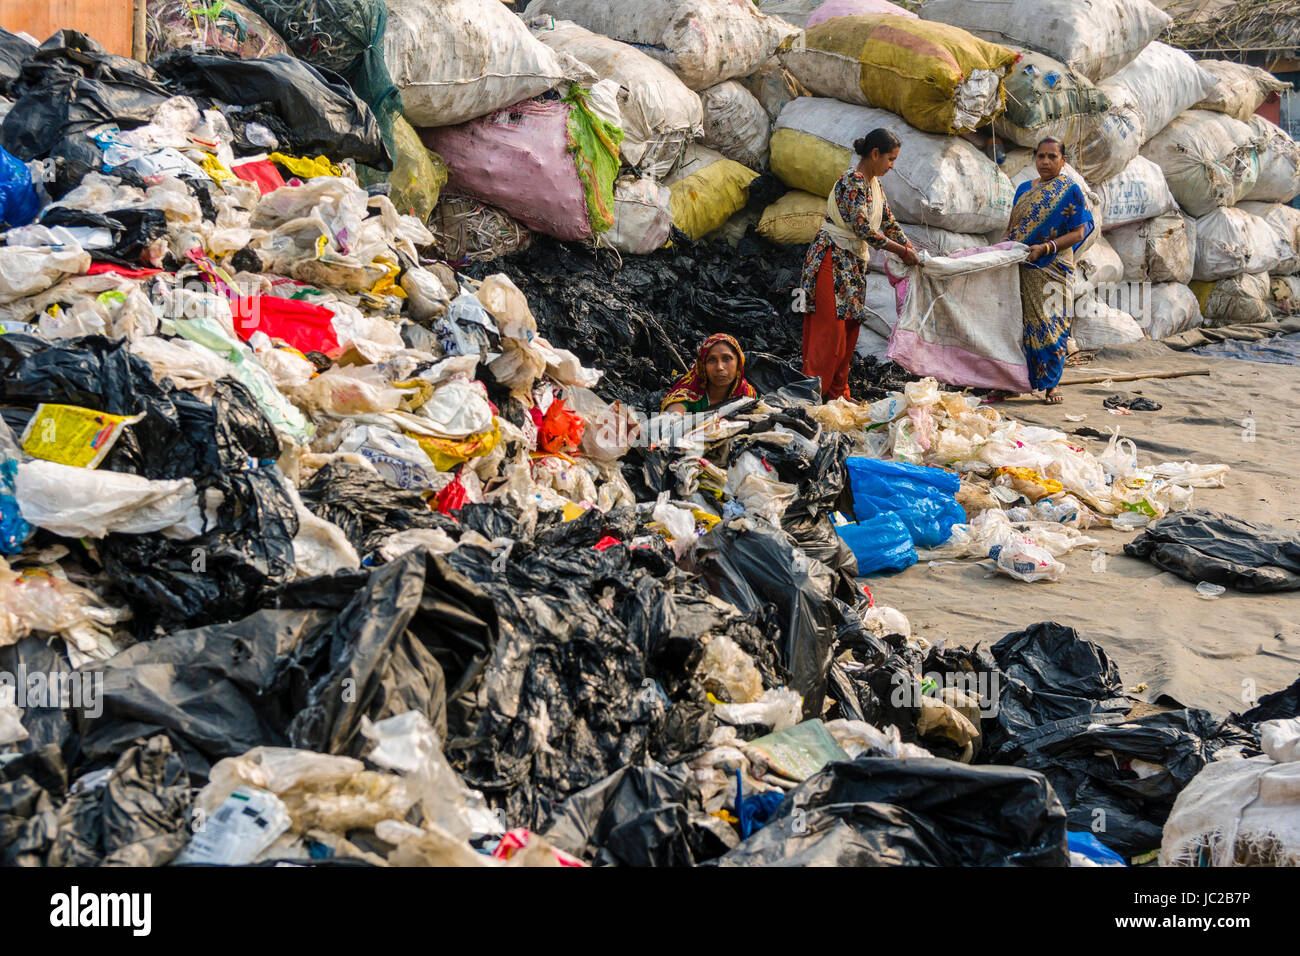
xmin=358 ymin=116 xmax=449 ymax=224
xmin=757 ymin=190 xmax=827 ymax=244
xmin=269 ymin=153 xmax=342 ymax=179
xmin=768 ymin=127 xmax=853 ymax=200
xmin=664 ymin=146 xmax=758 ymax=241
xmin=410 ymin=422 xmax=501 ymax=472
xmin=1188 ymin=280 xmax=1214 ymax=315
xmin=20 ymin=404 xmax=144 ymax=469
xmin=779 ymin=15 xmax=1017 ymax=134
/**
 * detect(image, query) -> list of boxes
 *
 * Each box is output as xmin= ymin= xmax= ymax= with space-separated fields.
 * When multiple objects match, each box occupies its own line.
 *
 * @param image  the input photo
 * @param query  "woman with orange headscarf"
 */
xmin=661 ymin=333 xmax=758 ymax=414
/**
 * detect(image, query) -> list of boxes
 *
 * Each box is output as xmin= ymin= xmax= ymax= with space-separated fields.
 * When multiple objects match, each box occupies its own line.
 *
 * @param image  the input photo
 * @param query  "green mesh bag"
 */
xmin=562 ymin=85 xmax=624 ymax=236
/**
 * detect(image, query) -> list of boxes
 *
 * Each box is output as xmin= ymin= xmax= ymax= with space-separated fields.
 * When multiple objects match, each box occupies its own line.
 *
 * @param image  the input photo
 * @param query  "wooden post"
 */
xmin=132 ymin=0 xmax=146 ymax=61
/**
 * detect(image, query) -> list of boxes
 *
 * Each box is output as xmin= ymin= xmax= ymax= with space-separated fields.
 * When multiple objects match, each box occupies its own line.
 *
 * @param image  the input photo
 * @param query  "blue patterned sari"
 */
xmin=1007 ymin=176 xmax=1095 ymax=390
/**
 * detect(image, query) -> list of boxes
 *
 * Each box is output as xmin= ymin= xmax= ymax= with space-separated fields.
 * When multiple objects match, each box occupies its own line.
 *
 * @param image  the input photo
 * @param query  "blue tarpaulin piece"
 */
xmin=1191 ymin=332 xmax=1300 ymax=366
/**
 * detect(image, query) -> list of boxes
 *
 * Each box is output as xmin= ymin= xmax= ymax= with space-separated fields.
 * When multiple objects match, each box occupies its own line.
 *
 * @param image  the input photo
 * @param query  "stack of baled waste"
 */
xmin=517 ymin=0 xmax=798 ymax=248
xmin=924 ymin=0 xmax=1300 ymax=340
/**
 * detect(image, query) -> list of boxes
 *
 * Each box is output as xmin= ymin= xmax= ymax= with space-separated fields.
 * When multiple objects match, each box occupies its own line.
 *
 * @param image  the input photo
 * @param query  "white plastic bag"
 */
xmin=0 ymin=244 xmax=90 ymax=304
xmin=15 ymin=459 xmax=203 ymax=539
xmin=653 ymin=492 xmax=698 ymax=558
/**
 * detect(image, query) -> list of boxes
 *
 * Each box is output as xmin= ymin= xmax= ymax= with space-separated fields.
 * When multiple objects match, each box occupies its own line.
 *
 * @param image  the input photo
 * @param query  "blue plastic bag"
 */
xmin=834 ymin=513 xmax=918 ymax=575
xmin=845 ymin=456 xmax=965 ymax=549
xmin=1066 ymin=830 xmax=1127 ymax=867
xmin=0 ymin=420 xmax=31 ymax=555
xmin=0 ymin=144 xmax=40 ymax=228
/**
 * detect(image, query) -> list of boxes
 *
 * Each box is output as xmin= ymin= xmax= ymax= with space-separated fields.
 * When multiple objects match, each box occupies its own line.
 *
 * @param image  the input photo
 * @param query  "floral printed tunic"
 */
xmin=798 ymin=168 xmax=909 ymax=323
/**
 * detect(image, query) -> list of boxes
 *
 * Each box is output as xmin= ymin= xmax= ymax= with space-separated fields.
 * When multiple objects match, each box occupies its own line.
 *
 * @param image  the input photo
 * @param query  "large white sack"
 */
xmin=1070 ymin=293 xmax=1144 ymax=348
xmin=1075 ymin=234 xmax=1123 ymax=290
xmin=1238 ymin=201 xmax=1300 ymax=276
xmin=1198 ymin=272 xmax=1271 ymax=327
xmin=1007 ymin=162 xmax=1102 ymax=251
xmin=1098 ymin=42 xmax=1219 ymax=145
xmin=918 ymin=0 xmax=1170 ymax=82
xmin=1194 ymin=61 xmax=1292 ymax=123
xmin=859 ymin=271 xmax=899 ymax=338
xmin=1143 ymin=282 xmax=1202 ymax=340
xmin=760 ymin=0 xmax=915 ymax=30
xmin=1070 ymin=83 xmax=1143 ymax=185
xmin=522 ymin=0 xmax=795 ymax=90
xmin=701 ymin=81 xmax=771 ymax=170
xmin=1193 ymin=207 xmax=1286 ymax=281
xmin=531 ymin=19 xmax=704 ymax=179
xmin=770 ymin=97 xmax=1014 ymax=234
xmin=1106 ymin=213 xmax=1193 ymax=284
xmin=1096 ymin=157 xmax=1177 ymax=229
xmin=1140 ymin=110 xmax=1260 ymax=216
xmin=886 ymin=244 xmax=1032 ymax=392
xmin=603 ymin=177 xmax=673 ymax=254
xmin=386 ymin=0 xmax=569 ymax=127
xmin=1242 ymin=115 xmax=1300 ymax=204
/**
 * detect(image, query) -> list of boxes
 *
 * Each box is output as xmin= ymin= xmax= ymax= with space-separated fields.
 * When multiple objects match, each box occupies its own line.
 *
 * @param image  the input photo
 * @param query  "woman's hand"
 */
xmin=1026 ymin=243 xmax=1046 ymax=262
xmin=899 ymin=245 xmax=920 ymax=267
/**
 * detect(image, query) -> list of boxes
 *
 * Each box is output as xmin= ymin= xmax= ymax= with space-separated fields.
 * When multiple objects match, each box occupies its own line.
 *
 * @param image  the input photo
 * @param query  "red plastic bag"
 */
xmin=231 ymin=158 xmax=287 ymax=195
xmin=536 ymin=399 xmax=584 ymax=455
xmin=436 ymin=476 xmax=467 ymax=515
xmin=230 ymin=295 xmax=339 ymax=354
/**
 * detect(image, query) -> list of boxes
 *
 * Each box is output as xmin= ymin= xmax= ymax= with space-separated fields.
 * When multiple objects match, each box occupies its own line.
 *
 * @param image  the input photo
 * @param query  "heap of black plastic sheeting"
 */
xmin=823 ymin=620 xmax=1274 ymax=862
xmin=0 ymin=31 xmax=390 ymax=174
xmin=0 ymin=334 xmax=297 ymax=636
xmin=463 ymin=231 xmax=913 ymax=410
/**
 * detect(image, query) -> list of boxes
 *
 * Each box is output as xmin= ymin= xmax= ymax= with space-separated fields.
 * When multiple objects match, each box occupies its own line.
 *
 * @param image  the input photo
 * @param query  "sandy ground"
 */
xmin=865 ymin=339 xmax=1300 ymax=716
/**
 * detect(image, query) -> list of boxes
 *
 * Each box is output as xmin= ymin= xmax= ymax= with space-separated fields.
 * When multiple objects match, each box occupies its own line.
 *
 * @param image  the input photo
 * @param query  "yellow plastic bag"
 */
xmin=410 ymin=422 xmax=501 ymax=472
xmin=20 ymin=404 xmax=144 ymax=469
xmin=269 ymin=153 xmax=343 ymax=179
xmin=995 ymin=466 xmax=1063 ymax=502
xmin=357 ymin=116 xmax=449 ymax=224
xmin=756 ymin=190 xmax=826 ymax=244
xmin=780 ymin=15 xmax=1017 ymax=134
xmin=664 ymin=147 xmax=758 ymax=241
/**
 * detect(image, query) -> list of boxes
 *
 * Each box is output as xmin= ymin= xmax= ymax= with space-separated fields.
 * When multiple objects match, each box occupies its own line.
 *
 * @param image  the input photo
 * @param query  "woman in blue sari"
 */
xmin=1002 ymin=137 xmax=1095 ymax=404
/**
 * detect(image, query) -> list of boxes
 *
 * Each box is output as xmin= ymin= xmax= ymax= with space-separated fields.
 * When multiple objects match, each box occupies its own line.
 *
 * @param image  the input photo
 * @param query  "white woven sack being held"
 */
xmin=530 ymin=18 xmax=704 ymax=179
xmin=522 ymin=0 xmax=796 ymax=90
xmin=869 ymin=223 xmax=986 ymax=273
xmin=1140 ymin=110 xmax=1260 ymax=216
xmin=918 ymin=0 xmax=1170 ymax=82
xmin=386 ymin=0 xmax=569 ymax=127
xmin=1193 ymin=207 xmax=1286 ymax=281
xmin=770 ymin=97 xmax=1013 ymax=233
xmin=1095 ymin=157 xmax=1177 ymax=229
xmin=1098 ymin=42 xmax=1219 ymax=145
xmin=1242 ymin=115 xmax=1300 ymax=204
xmin=700 ymin=81 xmax=771 ymax=170
xmin=1238 ymin=201 xmax=1300 ymax=276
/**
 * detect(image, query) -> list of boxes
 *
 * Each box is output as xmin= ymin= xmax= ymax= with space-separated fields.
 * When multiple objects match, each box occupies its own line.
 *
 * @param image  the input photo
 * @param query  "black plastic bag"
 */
xmin=0 ymin=637 xmax=76 ymax=757
xmin=0 ymin=31 xmax=173 ymax=161
xmin=983 ymin=622 xmax=1130 ymax=760
xmin=697 ymin=521 xmax=835 ymax=720
xmin=1239 ymin=672 xmax=1300 ymax=724
xmin=297 ymin=460 xmax=456 ymax=559
xmin=150 ymin=49 xmax=390 ymax=168
xmin=0 ymin=27 xmax=33 ymax=95
xmin=39 ymin=205 xmax=169 ymax=268
xmin=542 ymin=763 xmax=732 ymax=867
xmin=1123 ymin=510 xmax=1300 ymax=592
xmin=0 ymin=744 xmax=66 ymax=866
xmin=47 ymin=735 xmax=193 ymax=867
xmin=715 ymin=756 xmax=1068 ymax=867
xmin=1014 ymin=709 xmax=1259 ymax=860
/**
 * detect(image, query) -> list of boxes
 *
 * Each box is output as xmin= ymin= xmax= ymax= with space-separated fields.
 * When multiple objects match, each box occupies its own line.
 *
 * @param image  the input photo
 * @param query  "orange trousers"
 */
xmin=802 ymin=251 xmax=859 ymax=400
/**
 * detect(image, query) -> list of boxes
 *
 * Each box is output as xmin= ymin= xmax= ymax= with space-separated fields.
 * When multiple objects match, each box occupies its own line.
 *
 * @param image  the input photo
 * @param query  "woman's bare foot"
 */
xmin=1043 ymin=388 xmax=1064 ymax=404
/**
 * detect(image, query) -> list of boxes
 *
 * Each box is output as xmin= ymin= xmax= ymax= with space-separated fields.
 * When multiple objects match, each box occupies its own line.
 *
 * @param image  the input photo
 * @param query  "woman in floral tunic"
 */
xmin=799 ymin=128 xmax=919 ymax=401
